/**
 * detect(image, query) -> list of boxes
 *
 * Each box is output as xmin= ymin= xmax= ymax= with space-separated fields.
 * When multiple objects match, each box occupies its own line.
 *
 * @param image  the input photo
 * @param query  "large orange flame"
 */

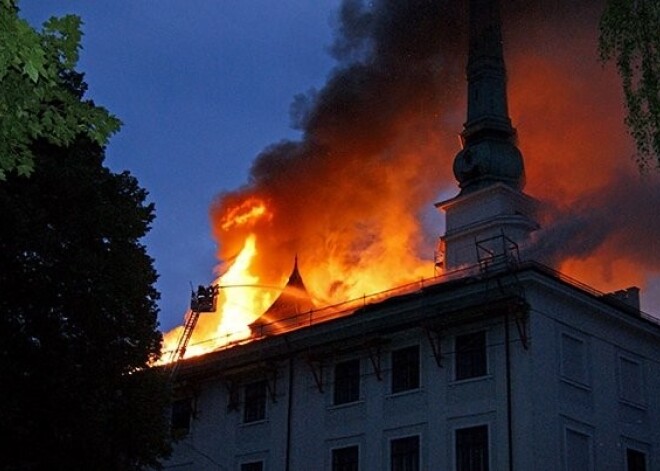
xmin=162 ymin=1 xmax=659 ymax=361
xmin=162 ymin=202 xmax=281 ymax=360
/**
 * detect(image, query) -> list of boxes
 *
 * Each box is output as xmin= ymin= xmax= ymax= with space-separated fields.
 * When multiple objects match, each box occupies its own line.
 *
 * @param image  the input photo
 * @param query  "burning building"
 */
xmin=161 ymin=0 xmax=660 ymax=470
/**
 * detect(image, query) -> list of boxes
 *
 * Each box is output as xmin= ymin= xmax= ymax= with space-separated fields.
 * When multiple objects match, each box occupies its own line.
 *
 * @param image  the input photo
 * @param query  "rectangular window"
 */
xmin=455 ymin=331 xmax=487 ymax=380
xmin=240 ymin=462 xmax=264 ymax=471
xmin=170 ymin=397 xmax=192 ymax=435
xmin=332 ymin=445 xmax=359 ymax=471
xmin=334 ymin=359 xmax=360 ymax=405
xmin=626 ymin=448 xmax=647 ymax=471
xmin=564 ymin=428 xmax=592 ymax=471
xmin=392 ymin=345 xmax=420 ymax=393
xmin=391 ymin=435 xmax=419 ymax=471
xmin=243 ymin=380 xmax=267 ymax=423
xmin=456 ymin=425 xmax=489 ymax=471
xmin=619 ymin=356 xmax=644 ymax=404
xmin=560 ymin=333 xmax=588 ymax=385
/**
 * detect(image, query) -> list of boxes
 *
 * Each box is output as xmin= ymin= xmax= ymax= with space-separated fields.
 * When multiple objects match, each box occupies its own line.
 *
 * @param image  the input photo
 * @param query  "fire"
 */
xmin=162 ymin=201 xmax=280 ymax=361
xmin=212 ymin=234 xmax=275 ymax=339
xmin=162 ymin=184 xmax=435 ymax=361
xmin=219 ymin=197 xmax=271 ymax=231
xmin=504 ymin=7 xmax=660 ymax=295
xmin=162 ymin=1 xmax=660 ymax=361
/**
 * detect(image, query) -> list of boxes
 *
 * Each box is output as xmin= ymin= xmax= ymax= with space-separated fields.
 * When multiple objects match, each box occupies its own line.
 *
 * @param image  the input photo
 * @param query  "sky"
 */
xmin=21 ymin=1 xmax=660 ymax=333
xmin=22 ymin=0 xmax=343 ymax=331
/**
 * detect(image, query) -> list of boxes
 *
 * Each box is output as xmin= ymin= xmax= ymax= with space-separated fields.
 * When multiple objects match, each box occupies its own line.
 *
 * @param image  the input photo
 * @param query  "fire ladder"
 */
xmin=169 ymin=284 xmax=219 ymax=382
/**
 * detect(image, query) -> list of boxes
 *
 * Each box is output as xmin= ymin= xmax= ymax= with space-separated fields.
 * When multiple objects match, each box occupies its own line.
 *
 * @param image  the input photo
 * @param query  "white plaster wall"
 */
xmin=164 ymin=276 xmax=660 ymax=470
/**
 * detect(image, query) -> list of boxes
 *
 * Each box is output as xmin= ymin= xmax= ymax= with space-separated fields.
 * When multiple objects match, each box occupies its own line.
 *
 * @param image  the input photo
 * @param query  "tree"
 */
xmin=0 ymin=80 xmax=171 ymax=468
xmin=600 ymin=0 xmax=660 ymax=171
xmin=0 ymin=0 xmax=120 ymax=179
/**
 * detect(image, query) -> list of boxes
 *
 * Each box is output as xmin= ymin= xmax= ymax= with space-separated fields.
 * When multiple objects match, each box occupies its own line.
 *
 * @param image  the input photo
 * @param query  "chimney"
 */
xmin=604 ymin=287 xmax=641 ymax=312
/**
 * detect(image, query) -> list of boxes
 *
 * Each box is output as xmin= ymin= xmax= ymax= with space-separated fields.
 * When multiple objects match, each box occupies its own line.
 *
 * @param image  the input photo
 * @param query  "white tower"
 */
xmin=437 ymin=0 xmax=538 ymax=270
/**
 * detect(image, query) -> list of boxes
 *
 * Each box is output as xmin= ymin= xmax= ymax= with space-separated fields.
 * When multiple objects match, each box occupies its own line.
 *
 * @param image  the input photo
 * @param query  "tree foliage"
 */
xmin=0 ymin=0 xmax=120 ymax=179
xmin=0 ymin=3 xmax=172 ymax=468
xmin=600 ymin=0 xmax=660 ymax=171
xmin=0 ymin=129 xmax=172 ymax=469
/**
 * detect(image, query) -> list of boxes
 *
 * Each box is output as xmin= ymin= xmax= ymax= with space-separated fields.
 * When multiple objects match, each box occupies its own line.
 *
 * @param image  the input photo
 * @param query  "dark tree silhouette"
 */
xmin=0 ymin=117 xmax=171 ymax=469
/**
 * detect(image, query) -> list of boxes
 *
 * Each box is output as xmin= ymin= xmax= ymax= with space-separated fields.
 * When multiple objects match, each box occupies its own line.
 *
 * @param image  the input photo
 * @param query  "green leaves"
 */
xmin=43 ymin=14 xmax=83 ymax=70
xmin=0 ymin=5 xmax=169 ymax=467
xmin=23 ymin=57 xmax=39 ymax=82
xmin=600 ymin=0 xmax=660 ymax=171
xmin=0 ymin=3 xmax=120 ymax=180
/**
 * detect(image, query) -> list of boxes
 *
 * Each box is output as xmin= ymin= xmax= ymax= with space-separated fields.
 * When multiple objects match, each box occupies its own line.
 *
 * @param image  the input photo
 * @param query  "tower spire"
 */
xmin=453 ymin=0 xmax=525 ymax=194
xmin=437 ymin=0 xmax=538 ymax=271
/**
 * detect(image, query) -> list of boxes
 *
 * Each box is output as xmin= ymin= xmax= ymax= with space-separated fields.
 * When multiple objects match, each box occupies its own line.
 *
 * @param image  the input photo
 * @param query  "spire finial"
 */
xmin=453 ymin=0 xmax=525 ymax=194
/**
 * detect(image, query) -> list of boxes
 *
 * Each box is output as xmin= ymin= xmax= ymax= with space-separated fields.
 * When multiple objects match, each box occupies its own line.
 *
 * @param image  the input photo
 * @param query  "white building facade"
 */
xmin=165 ymin=262 xmax=660 ymax=471
xmin=163 ymin=0 xmax=659 ymax=469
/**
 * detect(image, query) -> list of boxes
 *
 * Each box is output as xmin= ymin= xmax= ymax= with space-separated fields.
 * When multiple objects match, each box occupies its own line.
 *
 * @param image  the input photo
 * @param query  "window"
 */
xmin=564 ymin=428 xmax=592 ymax=471
xmin=170 ymin=397 xmax=192 ymax=435
xmin=334 ymin=359 xmax=360 ymax=405
xmin=391 ymin=435 xmax=419 ymax=471
xmin=243 ymin=380 xmax=267 ymax=423
xmin=241 ymin=462 xmax=264 ymax=471
xmin=455 ymin=331 xmax=487 ymax=380
xmin=456 ymin=425 xmax=489 ymax=471
xmin=619 ymin=356 xmax=644 ymax=404
xmin=560 ymin=333 xmax=588 ymax=385
xmin=392 ymin=345 xmax=420 ymax=393
xmin=332 ymin=445 xmax=359 ymax=471
xmin=626 ymin=448 xmax=647 ymax=471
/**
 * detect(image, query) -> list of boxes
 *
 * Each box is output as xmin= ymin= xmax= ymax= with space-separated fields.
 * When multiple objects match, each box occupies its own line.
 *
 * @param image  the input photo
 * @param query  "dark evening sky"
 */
xmin=22 ymin=1 xmax=342 ymax=331
xmin=21 ymin=1 xmax=660 ymax=334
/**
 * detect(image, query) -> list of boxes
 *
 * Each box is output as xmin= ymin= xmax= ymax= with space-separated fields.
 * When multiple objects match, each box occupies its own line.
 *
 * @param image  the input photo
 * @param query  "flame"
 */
xmin=162 ymin=202 xmax=279 ymax=361
xmin=162 ymin=185 xmax=434 ymax=361
xmin=504 ymin=8 xmax=660 ymax=294
xmin=162 ymin=1 xmax=660 ymax=361
xmin=219 ymin=197 xmax=271 ymax=231
xmin=212 ymin=233 xmax=274 ymax=339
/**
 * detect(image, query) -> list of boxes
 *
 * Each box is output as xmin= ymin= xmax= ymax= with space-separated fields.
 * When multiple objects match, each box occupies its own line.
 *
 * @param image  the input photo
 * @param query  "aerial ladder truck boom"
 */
xmin=169 ymin=284 xmax=219 ymax=381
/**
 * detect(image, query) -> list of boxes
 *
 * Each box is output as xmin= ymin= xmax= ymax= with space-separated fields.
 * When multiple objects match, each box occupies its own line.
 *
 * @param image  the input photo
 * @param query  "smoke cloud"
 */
xmin=210 ymin=0 xmax=660 ymax=308
xmin=504 ymin=1 xmax=660 ymax=292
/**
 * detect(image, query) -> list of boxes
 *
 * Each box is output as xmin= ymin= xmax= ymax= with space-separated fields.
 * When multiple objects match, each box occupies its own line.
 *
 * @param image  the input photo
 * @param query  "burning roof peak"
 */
xmin=249 ymin=257 xmax=315 ymax=335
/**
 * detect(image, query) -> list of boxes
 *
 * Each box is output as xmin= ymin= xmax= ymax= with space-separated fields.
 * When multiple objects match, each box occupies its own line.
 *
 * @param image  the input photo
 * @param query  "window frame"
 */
xmin=390 ymin=434 xmax=420 ymax=471
xmin=170 ymin=397 xmax=193 ymax=436
xmin=331 ymin=444 xmax=359 ymax=471
xmin=391 ymin=345 xmax=421 ymax=394
xmin=455 ymin=331 xmax=488 ymax=381
xmin=333 ymin=358 xmax=361 ymax=405
xmin=240 ymin=461 xmax=264 ymax=471
xmin=455 ymin=424 xmax=489 ymax=471
xmin=617 ymin=353 xmax=646 ymax=407
xmin=243 ymin=380 xmax=267 ymax=423
xmin=562 ymin=425 xmax=594 ymax=471
xmin=559 ymin=331 xmax=590 ymax=388
xmin=626 ymin=448 xmax=647 ymax=471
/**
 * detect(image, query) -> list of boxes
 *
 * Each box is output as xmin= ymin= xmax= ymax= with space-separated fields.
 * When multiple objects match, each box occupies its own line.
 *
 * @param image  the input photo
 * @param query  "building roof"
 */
xmin=171 ymin=262 xmax=660 ymax=386
xmin=249 ymin=257 xmax=315 ymax=335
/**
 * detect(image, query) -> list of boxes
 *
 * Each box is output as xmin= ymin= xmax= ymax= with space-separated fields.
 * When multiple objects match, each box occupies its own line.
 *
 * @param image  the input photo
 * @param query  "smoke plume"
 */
xmin=210 ymin=0 xmax=660 ymax=310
